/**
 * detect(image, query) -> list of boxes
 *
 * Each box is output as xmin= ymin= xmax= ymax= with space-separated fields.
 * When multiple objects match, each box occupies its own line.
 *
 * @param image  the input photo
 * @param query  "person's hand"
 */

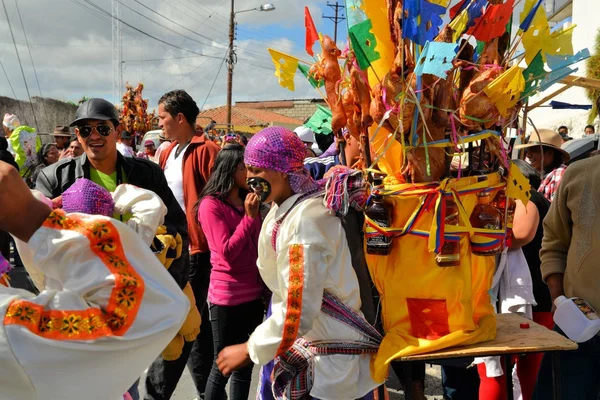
xmin=51 ymin=195 xmax=63 ymax=209
xmin=244 ymin=192 xmax=260 ymax=218
xmin=546 ymin=273 xmax=565 ymax=314
xmin=59 ymin=148 xmax=73 ymax=160
xmin=216 ymin=343 xmax=252 ymax=376
xmin=0 ymin=161 xmax=51 ymax=242
xmin=323 ymin=165 xmax=351 ymax=180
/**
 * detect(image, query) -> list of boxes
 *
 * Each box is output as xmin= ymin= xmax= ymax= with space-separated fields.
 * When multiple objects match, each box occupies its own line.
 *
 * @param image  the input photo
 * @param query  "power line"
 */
xmin=2 ymin=0 xmax=38 ymax=129
xmin=199 ymin=55 xmax=227 ymax=111
xmin=16 ymin=0 xmax=47 ymax=122
xmin=0 ymin=59 xmax=23 ymax=115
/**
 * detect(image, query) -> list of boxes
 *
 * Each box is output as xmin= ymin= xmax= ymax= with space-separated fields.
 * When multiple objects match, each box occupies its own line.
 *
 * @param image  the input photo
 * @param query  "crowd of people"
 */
xmin=0 ymin=88 xmax=599 ymax=400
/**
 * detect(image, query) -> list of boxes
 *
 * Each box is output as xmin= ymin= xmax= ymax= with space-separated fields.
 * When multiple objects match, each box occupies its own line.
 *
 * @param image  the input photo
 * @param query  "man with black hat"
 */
xmin=51 ymin=125 xmax=72 ymax=159
xmin=117 ymin=130 xmax=136 ymax=157
xmin=34 ymin=97 xmax=189 ymax=297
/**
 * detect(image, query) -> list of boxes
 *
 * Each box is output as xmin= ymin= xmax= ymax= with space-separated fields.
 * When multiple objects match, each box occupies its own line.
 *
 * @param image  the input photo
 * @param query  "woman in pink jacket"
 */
xmin=197 ymin=144 xmax=265 ymax=400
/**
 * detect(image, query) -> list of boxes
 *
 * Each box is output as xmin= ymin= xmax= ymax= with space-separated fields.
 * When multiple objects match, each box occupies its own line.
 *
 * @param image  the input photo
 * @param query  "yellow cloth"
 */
xmin=366 ymin=174 xmax=501 ymax=382
xmin=268 ymin=49 xmax=300 ymax=91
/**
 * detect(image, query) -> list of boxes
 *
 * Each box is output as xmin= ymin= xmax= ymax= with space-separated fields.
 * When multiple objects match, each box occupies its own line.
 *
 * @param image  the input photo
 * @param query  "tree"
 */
xmin=586 ymin=29 xmax=600 ymax=123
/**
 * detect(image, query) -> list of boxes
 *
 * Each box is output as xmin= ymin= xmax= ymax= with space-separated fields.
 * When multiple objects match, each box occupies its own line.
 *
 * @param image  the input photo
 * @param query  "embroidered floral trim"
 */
xmin=276 ymin=244 xmax=305 ymax=356
xmin=4 ymin=210 xmax=144 ymax=339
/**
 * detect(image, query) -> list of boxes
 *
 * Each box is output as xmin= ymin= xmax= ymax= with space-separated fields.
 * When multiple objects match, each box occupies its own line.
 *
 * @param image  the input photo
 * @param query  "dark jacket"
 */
xmin=159 ymin=134 xmax=219 ymax=255
xmin=35 ymin=153 xmax=189 ymax=288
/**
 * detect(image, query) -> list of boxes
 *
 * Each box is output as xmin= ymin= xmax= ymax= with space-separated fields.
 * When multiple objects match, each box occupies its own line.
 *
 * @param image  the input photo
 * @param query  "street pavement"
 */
xmin=139 ymin=364 xmax=444 ymax=399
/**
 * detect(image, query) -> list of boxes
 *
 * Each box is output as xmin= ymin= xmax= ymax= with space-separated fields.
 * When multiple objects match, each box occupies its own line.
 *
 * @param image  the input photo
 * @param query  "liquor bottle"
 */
xmin=492 ymin=188 xmax=516 ymax=248
xmin=469 ymin=192 xmax=503 ymax=256
xmin=366 ymin=176 xmax=393 ymax=256
xmin=436 ymin=197 xmax=461 ymax=267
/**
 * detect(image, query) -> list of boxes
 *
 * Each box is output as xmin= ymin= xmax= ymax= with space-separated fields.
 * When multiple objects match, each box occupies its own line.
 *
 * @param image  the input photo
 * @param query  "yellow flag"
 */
xmin=521 ymin=2 xmax=550 ymax=64
xmin=483 ymin=65 xmax=525 ymax=117
xmin=519 ymin=0 xmax=540 ymax=26
xmin=548 ymin=25 xmax=575 ymax=57
xmin=507 ymin=162 xmax=531 ymax=206
xmin=449 ymin=10 xmax=469 ymax=43
xmin=268 ymin=49 xmax=299 ymax=91
xmin=429 ymin=0 xmax=450 ymax=7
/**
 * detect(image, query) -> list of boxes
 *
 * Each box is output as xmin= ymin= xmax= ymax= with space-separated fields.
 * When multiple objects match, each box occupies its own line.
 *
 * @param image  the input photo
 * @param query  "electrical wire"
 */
xmin=14 ymin=0 xmax=47 ymax=122
xmin=2 ymin=0 xmax=38 ymax=129
xmin=0 ymin=59 xmax=24 ymax=115
xmin=199 ymin=55 xmax=227 ymax=111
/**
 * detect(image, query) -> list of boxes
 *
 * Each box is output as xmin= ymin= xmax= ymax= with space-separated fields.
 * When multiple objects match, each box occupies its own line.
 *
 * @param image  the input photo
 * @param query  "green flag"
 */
xmin=521 ymin=51 xmax=547 ymax=100
xmin=348 ymin=19 xmax=380 ymax=70
xmin=304 ymin=104 xmax=332 ymax=135
xmin=297 ymin=63 xmax=324 ymax=88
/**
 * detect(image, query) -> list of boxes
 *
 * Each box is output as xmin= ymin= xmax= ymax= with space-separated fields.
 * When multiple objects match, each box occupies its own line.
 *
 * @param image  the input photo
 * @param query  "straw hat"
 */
xmin=514 ymin=128 xmax=570 ymax=163
xmin=52 ymin=125 xmax=72 ymax=137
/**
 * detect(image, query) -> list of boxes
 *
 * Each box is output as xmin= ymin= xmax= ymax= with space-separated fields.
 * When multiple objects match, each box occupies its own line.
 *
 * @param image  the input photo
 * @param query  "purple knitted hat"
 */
xmin=62 ymin=178 xmax=115 ymax=217
xmin=244 ymin=126 xmax=319 ymax=194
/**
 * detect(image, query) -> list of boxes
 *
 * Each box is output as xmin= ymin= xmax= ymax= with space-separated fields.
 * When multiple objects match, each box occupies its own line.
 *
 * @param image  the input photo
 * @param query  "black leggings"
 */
xmin=204 ymin=298 xmax=264 ymax=400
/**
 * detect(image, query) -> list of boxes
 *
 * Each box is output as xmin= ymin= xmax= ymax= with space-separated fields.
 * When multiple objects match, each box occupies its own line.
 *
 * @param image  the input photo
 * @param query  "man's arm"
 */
xmin=540 ymin=168 xmax=573 ymax=304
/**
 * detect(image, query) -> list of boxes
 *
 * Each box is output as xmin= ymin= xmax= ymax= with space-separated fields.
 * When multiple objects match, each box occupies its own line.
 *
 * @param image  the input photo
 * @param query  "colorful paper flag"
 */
xmin=428 ymin=0 xmax=450 ymax=7
xmin=465 ymin=0 xmax=489 ymax=32
xmin=539 ymin=66 xmax=577 ymax=92
xmin=521 ymin=51 xmax=546 ymax=100
xmin=305 ymin=7 xmax=320 ymax=57
xmin=415 ymin=41 xmax=457 ymax=79
xmin=471 ymin=0 xmax=514 ymax=42
xmin=449 ymin=9 xmax=469 ymax=43
xmin=519 ymin=0 xmax=543 ymax=31
xmin=268 ymin=49 xmax=300 ymax=91
xmin=304 ymin=104 xmax=332 ymax=135
xmin=483 ymin=64 xmax=525 ymax=117
xmin=449 ymin=0 xmax=467 ymax=19
xmin=349 ymin=18 xmax=381 ymax=70
xmin=297 ymin=63 xmax=324 ymax=88
xmin=546 ymin=48 xmax=590 ymax=71
xmin=403 ymin=0 xmax=446 ymax=46
xmin=507 ymin=162 xmax=531 ymax=206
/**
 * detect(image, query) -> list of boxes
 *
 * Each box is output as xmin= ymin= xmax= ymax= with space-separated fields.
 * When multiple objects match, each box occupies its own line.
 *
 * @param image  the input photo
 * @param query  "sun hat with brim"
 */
xmin=70 ymin=98 xmax=120 ymax=127
xmin=52 ymin=125 xmax=72 ymax=137
xmin=514 ymin=128 xmax=570 ymax=163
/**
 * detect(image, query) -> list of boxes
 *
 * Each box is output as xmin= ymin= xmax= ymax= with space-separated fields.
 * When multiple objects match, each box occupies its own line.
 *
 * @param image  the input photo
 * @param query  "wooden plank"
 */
xmin=397 ymin=313 xmax=578 ymax=362
xmin=559 ymin=75 xmax=600 ymax=91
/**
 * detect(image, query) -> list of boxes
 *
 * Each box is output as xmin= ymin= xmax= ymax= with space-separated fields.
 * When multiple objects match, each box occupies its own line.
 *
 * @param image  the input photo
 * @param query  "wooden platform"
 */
xmin=397 ymin=313 xmax=578 ymax=362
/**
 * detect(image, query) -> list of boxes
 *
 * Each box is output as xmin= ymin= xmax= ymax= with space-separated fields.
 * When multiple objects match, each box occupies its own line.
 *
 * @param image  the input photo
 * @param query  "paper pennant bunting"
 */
xmin=483 ymin=64 xmax=525 ymax=117
xmin=297 ymin=63 xmax=324 ymax=88
xmin=268 ymin=49 xmax=300 ymax=91
xmin=508 ymin=162 xmax=531 ymax=206
xmin=449 ymin=9 xmax=469 ymax=43
xmin=519 ymin=0 xmax=543 ymax=32
xmin=539 ymin=66 xmax=577 ymax=92
xmin=403 ymin=0 xmax=446 ymax=46
xmin=305 ymin=7 xmax=320 ymax=57
xmin=304 ymin=104 xmax=332 ymax=135
xmin=546 ymin=48 xmax=591 ymax=71
xmin=471 ymin=0 xmax=515 ymax=42
xmin=349 ymin=19 xmax=381 ymax=70
xmin=415 ymin=41 xmax=457 ymax=79
xmin=521 ymin=51 xmax=546 ymax=100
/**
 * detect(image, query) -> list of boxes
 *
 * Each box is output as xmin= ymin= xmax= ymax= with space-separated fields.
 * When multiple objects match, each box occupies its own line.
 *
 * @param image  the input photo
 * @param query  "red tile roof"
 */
xmin=197 ymin=105 xmax=303 ymax=128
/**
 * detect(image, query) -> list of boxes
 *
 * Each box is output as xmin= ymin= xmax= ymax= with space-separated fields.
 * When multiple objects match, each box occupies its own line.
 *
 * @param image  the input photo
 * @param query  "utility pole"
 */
xmin=226 ymin=0 xmax=236 ymax=131
xmin=112 ymin=0 xmax=122 ymax=105
xmin=323 ymin=1 xmax=345 ymax=44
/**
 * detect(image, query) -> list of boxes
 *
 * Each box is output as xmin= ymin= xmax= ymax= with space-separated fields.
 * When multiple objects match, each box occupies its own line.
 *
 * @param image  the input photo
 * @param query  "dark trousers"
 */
xmin=440 ymin=361 xmax=480 ymax=400
xmin=533 ymin=326 xmax=600 ymax=400
xmin=205 ymin=299 xmax=264 ymax=400
xmin=145 ymin=252 xmax=214 ymax=400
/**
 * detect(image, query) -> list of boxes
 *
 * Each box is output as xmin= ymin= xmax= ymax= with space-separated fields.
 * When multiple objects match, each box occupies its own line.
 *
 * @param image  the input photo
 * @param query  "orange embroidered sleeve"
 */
xmin=4 ymin=210 xmax=145 ymax=340
xmin=275 ymin=244 xmax=305 ymax=356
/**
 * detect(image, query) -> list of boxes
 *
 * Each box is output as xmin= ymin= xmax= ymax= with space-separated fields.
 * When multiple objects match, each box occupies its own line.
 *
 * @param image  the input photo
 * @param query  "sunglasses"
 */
xmin=77 ymin=124 xmax=113 ymax=138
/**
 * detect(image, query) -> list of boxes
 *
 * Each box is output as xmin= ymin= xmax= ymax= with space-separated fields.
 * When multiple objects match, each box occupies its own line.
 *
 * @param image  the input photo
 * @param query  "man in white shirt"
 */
xmin=0 ymin=158 xmax=189 ymax=400
xmin=148 ymin=90 xmax=219 ymax=400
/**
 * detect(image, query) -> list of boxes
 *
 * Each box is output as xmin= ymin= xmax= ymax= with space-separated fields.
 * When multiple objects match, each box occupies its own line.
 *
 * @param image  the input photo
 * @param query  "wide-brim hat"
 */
xmin=52 ymin=125 xmax=72 ymax=137
xmin=514 ymin=128 xmax=570 ymax=163
xmin=70 ymin=98 xmax=120 ymax=127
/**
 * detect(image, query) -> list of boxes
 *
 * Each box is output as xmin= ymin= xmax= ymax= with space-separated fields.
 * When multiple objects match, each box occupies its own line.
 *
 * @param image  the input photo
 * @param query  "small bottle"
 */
xmin=366 ymin=176 xmax=393 ymax=256
xmin=436 ymin=197 xmax=461 ymax=267
xmin=554 ymin=296 xmax=600 ymax=343
xmin=470 ymin=192 xmax=503 ymax=256
xmin=492 ymin=188 xmax=516 ymax=248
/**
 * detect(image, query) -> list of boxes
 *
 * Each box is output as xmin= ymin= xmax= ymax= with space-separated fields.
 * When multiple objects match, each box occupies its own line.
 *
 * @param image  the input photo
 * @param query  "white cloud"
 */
xmin=0 ymin=0 xmax=323 ymax=118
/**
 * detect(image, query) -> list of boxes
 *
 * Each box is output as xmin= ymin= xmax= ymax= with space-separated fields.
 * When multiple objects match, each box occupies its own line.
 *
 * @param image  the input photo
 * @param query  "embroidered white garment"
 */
xmin=2 ymin=212 xmax=188 ymax=400
xmin=247 ymin=194 xmax=382 ymax=400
